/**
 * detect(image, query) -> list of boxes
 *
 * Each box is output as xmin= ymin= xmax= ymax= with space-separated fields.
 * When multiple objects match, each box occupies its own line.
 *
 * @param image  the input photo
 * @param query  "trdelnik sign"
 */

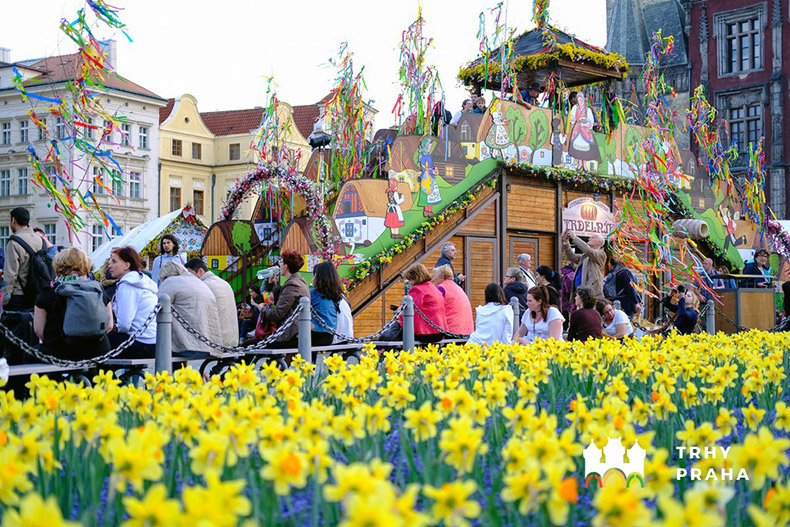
xmin=562 ymin=197 xmax=617 ymax=237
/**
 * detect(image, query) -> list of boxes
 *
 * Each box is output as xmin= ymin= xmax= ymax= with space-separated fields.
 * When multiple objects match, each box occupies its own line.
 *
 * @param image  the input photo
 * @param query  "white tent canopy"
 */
xmin=90 ymin=208 xmax=186 ymax=272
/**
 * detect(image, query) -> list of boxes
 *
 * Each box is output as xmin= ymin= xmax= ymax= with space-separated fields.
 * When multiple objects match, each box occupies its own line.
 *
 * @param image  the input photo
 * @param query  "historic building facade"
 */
xmin=605 ymin=0 xmax=690 ymax=148
xmin=159 ymin=95 xmax=313 ymax=225
xmin=0 ymin=42 xmax=165 ymax=254
xmin=607 ymin=0 xmax=790 ymax=216
xmin=685 ymin=0 xmax=790 ymax=217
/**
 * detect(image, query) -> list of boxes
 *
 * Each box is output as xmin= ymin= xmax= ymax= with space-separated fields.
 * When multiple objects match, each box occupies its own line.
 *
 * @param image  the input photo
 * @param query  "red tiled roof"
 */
xmin=199 ymin=108 xmax=265 ymax=137
xmin=291 ymin=104 xmax=321 ymax=140
xmin=22 ymin=53 xmax=163 ymax=99
xmin=159 ymin=98 xmax=175 ymax=124
xmin=317 ymin=91 xmax=336 ymax=104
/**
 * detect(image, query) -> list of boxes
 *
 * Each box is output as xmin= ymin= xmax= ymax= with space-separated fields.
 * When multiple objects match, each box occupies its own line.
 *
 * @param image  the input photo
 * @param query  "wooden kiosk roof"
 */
xmin=458 ymin=25 xmax=629 ymax=91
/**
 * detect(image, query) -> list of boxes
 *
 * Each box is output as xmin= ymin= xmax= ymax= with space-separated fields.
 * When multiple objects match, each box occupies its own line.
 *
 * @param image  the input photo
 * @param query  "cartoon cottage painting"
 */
xmin=332 ymin=179 xmax=413 ymax=253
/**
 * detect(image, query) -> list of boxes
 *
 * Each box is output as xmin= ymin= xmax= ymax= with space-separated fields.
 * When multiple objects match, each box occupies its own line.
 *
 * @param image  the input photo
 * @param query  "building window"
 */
xmin=112 ymin=171 xmax=123 ymax=196
xmin=229 ymin=143 xmax=240 ymax=161
xmin=169 ymin=186 xmax=181 ymax=212
xmin=93 ymin=166 xmax=105 ymax=195
xmin=139 ymin=126 xmax=148 ymax=149
xmin=0 ymin=227 xmax=8 ymax=250
xmin=193 ymin=189 xmax=204 ymax=215
xmin=85 ymin=118 xmax=94 ymax=140
xmin=716 ymin=6 xmax=765 ymax=76
xmin=121 ymin=124 xmax=131 ymax=146
xmin=0 ymin=170 xmax=9 ymax=197
xmin=172 ymin=139 xmax=182 ymax=156
xmin=729 ymin=104 xmax=762 ymax=153
xmin=55 ymin=118 xmax=65 ymax=139
xmin=192 ymin=143 xmax=202 ymax=160
xmin=38 ymin=119 xmax=47 ymax=141
xmin=19 ymin=121 xmax=28 ymax=144
xmin=129 ymin=172 xmax=141 ymax=198
xmin=1 ymin=123 xmax=10 ymax=145
xmin=43 ymin=223 xmax=56 ymax=245
xmin=103 ymin=120 xmax=112 ymax=142
xmin=92 ymin=225 xmax=104 ymax=252
xmin=17 ymin=168 xmax=27 ymax=195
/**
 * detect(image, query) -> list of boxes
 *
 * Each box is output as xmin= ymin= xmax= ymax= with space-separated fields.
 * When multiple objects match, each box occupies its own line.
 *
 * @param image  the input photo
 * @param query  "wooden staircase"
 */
xmin=348 ymin=180 xmax=502 ymax=315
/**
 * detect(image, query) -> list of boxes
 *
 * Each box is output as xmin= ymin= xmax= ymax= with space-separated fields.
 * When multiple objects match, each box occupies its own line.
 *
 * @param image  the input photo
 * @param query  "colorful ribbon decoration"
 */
xmin=13 ymin=1 xmax=133 ymax=241
xmin=609 ymin=31 xmax=712 ymax=297
xmin=322 ymin=43 xmax=373 ymax=191
xmin=394 ymin=9 xmax=443 ymax=136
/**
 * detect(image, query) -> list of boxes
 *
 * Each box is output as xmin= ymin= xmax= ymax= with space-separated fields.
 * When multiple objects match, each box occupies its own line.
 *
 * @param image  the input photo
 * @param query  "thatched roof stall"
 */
xmin=458 ymin=26 xmax=629 ymax=93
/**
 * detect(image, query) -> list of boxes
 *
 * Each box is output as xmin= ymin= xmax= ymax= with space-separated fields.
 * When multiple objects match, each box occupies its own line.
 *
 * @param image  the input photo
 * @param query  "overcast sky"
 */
xmin=1 ymin=0 xmax=606 ymax=126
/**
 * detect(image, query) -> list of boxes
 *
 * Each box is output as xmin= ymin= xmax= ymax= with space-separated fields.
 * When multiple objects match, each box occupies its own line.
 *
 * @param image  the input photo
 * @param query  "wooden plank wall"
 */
xmin=468 ymin=239 xmax=496 ymax=314
xmin=508 ymin=183 xmax=555 ymax=232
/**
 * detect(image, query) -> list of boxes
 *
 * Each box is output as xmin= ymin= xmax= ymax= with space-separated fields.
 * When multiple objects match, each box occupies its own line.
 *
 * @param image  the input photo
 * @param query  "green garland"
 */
xmin=512 ymin=163 xmax=634 ymax=193
xmin=344 ymin=172 xmax=500 ymax=289
xmin=457 ymin=57 xmax=527 ymax=86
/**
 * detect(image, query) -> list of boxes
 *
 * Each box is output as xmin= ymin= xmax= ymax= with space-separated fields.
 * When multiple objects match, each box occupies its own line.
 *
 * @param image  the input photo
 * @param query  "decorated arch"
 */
xmin=219 ymin=164 xmax=345 ymax=261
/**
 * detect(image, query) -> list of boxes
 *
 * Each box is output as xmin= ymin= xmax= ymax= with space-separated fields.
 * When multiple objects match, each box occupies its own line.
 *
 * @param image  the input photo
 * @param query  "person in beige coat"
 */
xmin=561 ymin=231 xmax=607 ymax=301
xmin=184 ymin=258 xmax=239 ymax=347
xmin=158 ymin=262 xmax=223 ymax=356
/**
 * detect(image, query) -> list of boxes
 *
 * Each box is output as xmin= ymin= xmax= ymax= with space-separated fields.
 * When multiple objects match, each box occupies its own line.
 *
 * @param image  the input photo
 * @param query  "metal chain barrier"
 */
xmin=412 ymin=303 xmax=471 ymax=339
xmin=309 ymin=300 xmax=406 ymax=344
xmin=171 ymin=303 xmax=303 ymax=355
xmin=711 ymin=304 xmax=785 ymax=333
xmin=0 ymin=304 xmax=162 ymax=369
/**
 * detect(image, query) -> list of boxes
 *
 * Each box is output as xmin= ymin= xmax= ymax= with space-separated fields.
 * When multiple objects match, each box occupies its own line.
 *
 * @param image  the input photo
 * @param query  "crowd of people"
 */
xmin=0 ymin=203 xmax=784 ymax=365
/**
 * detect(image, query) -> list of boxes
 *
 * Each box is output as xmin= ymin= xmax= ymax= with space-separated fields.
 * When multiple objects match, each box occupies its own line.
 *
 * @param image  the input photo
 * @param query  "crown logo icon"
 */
xmin=583 ymin=437 xmax=646 ymax=488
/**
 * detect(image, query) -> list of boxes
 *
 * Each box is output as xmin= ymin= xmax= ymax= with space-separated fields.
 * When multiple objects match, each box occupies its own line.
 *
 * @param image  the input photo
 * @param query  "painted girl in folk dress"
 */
xmin=417 ymin=138 xmax=442 ymax=217
xmin=567 ymin=92 xmax=600 ymax=167
xmin=385 ymin=177 xmax=406 ymax=239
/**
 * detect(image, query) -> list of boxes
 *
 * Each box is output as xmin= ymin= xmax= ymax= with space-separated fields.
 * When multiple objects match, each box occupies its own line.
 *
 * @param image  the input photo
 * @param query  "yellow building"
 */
xmin=158 ymin=94 xmax=312 ymax=225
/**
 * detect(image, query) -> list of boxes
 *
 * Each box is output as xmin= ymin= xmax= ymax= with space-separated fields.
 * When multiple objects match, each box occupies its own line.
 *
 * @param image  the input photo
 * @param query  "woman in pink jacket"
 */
xmin=403 ymin=263 xmax=447 ymax=343
xmin=433 ymin=265 xmax=473 ymax=335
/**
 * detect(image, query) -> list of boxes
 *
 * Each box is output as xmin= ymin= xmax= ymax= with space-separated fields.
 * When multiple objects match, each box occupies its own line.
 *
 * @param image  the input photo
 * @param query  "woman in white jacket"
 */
xmin=467 ymin=283 xmax=514 ymax=346
xmin=107 ymin=246 xmax=158 ymax=358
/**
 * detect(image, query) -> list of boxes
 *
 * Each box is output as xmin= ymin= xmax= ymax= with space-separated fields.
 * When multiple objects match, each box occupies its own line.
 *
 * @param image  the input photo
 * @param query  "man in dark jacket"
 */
xmin=503 ymin=268 xmax=528 ymax=320
xmin=605 ymin=259 xmax=641 ymax=318
xmin=435 ymin=242 xmax=465 ymax=287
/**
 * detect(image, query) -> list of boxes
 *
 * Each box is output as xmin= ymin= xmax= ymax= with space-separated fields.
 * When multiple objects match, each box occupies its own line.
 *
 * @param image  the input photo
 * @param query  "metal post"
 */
xmin=510 ymin=296 xmax=520 ymax=339
xmin=613 ymin=300 xmax=621 ymax=312
xmin=403 ymin=295 xmax=415 ymax=352
xmin=706 ymin=300 xmax=715 ymax=334
xmin=155 ymin=294 xmax=172 ymax=374
xmin=298 ymin=296 xmax=312 ymax=363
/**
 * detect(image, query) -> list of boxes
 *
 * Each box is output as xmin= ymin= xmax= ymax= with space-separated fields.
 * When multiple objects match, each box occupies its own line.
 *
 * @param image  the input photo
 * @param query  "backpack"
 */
xmin=9 ymin=235 xmax=54 ymax=304
xmin=603 ymin=267 xmax=642 ymax=303
xmin=602 ymin=271 xmax=618 ymax=300
xmin=54 ymin=280 xmax=110 ymax=339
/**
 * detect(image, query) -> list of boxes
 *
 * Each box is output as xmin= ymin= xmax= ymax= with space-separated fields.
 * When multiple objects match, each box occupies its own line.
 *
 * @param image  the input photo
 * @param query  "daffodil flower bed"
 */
xmin=0 ymin=331 xmax=789 ymax=527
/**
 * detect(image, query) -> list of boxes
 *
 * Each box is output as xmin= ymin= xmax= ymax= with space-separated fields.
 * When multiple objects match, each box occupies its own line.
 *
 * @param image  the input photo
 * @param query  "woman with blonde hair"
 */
xmin=432 ymin=264 xmax=473 ymax=335
xmin=403 ymin=263 xmax=447 ymax=343
xmin=34 ymin=247 xmax=113 ymax=360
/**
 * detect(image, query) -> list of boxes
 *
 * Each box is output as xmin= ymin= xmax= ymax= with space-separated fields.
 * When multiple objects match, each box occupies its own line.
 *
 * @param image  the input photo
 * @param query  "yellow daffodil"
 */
xmin=424 ymin=480 xmax=481 ymax=527
xmin=261 ymin=445 xmax=309 ymax=496
xmin=121 ymin=483 xmax=182 ymax=527
xmin=1 ymin=492 xmax=79 ymax=527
